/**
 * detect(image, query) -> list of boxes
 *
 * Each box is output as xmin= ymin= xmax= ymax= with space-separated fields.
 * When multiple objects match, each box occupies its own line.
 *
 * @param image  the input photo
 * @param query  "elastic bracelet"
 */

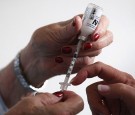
xmin=14 ymin=53 xmax=34 ymax=92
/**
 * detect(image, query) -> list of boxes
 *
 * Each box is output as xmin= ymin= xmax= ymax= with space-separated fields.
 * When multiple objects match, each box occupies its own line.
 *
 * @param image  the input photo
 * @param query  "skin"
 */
xmin=0 ymin=14 xmax=112 ymax=113
xmin=71 ymin=62 xmax=135 ymax=115
xmin=5 ymin=91 xmax=84 ymax=115
xmin=20 ymin=15 xmax=113 ymax=87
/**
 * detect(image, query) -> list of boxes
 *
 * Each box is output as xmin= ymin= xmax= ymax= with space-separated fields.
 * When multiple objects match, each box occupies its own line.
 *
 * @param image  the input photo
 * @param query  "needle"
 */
xmin=59 ymin=3 xmax=103 ymax=91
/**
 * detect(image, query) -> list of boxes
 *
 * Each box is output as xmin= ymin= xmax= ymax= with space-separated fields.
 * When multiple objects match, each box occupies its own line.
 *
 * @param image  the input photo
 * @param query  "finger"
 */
xmin=46 ymin=91 xmax=84 ymax=115
xmin=71 ymin=61 xmax=134 ymax=85
xmin=86 ymin=82 xmax=111 ymax=115
xmin=58 ymin=14 xmax=83 ymax=26
xmin=89 ymin=30 xmax=113 ymax=51
xmin=104 ymin=97 xmax=121 ymax=115
xmin=90 ymin=15 xmax=109 ymax=41
xmin=33 ymin=92 xmax=62 ymax=105
xmin=79 ymin=49 xmax=102 ymax=58
xmin=61 ymin=44 xmax=102 ymax=57
xmin=60 ymin=15 xmax=82 ymax=41
xmin=61 ymin=91 xmax=84 ymax=114
xmin=98 ymin=83 xmax=135 ymax=113
xmin=75 ymin=56 xmax=95 ymax=66
xmin=79 ymin=30 xmax=112 ymax=54
xmin=54 ymin=56 xmax=87 ymax=75
xmin=58 ymin=18 xmax=73 ymax=26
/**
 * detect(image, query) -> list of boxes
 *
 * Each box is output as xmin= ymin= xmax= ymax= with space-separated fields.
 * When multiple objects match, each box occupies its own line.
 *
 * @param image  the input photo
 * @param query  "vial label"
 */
xmin=89 ymin=8 xmax=96 ymax=20
xmin=81 ymin=3 xmax=103 ymax=37
xmin=84 ymin=7 xmax=102 ymax=30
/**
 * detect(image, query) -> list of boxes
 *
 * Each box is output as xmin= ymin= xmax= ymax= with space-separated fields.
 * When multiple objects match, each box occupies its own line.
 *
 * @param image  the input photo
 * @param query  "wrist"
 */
xmin=0 ymin=61 xmax=33 ymax=108
xmin=20 ymin=46 xmax=52 ymax=87
xmin=20 ymin=46 xmax=42 ymax=87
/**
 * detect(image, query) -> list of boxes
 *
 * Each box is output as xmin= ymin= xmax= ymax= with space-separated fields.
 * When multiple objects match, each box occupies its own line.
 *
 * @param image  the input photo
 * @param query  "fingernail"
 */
xmin=72 ymin=18 xmax=76 ymax=26
xmin=53 ymin=91 xmax=64 ymax=97
xmin=62 ymin=46 xmax=72 ymax=54
xmin=98 ymin=84 xmax=110 ymax=92
xmin=84 ymin=43 xmax=92 ymax=50
xmin=55 ymin=56 xmax=63 ymax=63
xmin=92 ymin=33 xmax=100 ymax=41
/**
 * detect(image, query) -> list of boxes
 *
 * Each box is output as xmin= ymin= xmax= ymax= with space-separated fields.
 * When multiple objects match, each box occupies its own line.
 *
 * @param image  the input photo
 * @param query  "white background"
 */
xmin=0 ymin=0 xmax=135 ymax=114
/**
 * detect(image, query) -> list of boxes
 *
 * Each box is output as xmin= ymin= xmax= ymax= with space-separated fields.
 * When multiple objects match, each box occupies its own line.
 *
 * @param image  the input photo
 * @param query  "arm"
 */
xmin=19 ymin=15 xmax=112 ymax=87
xmin=0 ymin=14 xmax=112 ymax=108
xmin=0 ymin=61 xmax=32 ymax=108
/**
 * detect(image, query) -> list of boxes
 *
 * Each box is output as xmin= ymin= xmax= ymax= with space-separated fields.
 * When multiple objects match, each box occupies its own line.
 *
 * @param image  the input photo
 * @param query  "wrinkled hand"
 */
xmin=6 ymin=91 xmax=84 ymax=115
xmin=21 ymin=15 xmax=113 ymax=87
xmin=71 ymin=62 xmax=135 ymax=115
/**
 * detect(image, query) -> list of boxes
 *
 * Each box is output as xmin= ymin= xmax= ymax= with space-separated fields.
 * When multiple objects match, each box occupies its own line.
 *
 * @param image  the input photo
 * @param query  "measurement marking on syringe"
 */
xmin=59 ymin=3 xmax=103 ymax=91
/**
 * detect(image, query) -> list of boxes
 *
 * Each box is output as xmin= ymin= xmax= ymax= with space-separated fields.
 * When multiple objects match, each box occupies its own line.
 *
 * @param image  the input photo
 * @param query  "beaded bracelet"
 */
xmin=14 ymin=53 xmax=34 ymax=92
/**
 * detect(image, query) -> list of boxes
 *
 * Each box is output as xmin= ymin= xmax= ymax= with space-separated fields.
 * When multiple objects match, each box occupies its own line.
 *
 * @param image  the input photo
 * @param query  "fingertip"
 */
xmin=74 ymin=15 xmax=82 ymax=31
xmin=53 ymin=91 xmax=64 ymax=97
xmin=70 ymin=72 xmax=87 ymax=86
xmin=70 ymin=77 xmax=79 ymax=85
xmin=64 ymin=15 xmax=82 ymax=38
xmin=91 ymin=33 xmax=100 ymax=41
xmin=92 ymin=15 xmax=109 ymax=40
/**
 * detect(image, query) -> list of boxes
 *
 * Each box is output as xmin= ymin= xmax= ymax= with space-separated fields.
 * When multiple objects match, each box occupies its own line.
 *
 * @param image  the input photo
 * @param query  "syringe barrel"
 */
xmin=80 ymin=3 xmax=103 ymax=40
xmin=60 ymin=3 xmax=103 ymax=91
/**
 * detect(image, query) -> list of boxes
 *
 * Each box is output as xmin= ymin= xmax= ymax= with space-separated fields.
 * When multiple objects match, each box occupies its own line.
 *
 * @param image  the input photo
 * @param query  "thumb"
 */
xmin=60 ymin=15 xmax=82 ymax=41
xmin=98 ymin=83 xmax=135 ymax=111
xmin=35 ymin=91 xmax=64 ymax=105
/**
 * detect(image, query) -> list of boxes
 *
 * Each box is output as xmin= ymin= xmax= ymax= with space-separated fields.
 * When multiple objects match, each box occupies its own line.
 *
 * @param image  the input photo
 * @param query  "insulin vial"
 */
xmin=79 ymin=3 xmax=103 ymax=41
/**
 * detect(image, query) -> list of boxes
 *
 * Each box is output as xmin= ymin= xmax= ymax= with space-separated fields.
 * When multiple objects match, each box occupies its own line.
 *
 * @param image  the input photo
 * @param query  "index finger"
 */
xmin=94 ymin=15 xmax=109 ymax=36
xmin=46 ymin=91 xmax=84 ymax=115
xmin=71 ymin=62 xmax=134 ymax=85
xmin=89 ymin=15 xmax=109 ymax=41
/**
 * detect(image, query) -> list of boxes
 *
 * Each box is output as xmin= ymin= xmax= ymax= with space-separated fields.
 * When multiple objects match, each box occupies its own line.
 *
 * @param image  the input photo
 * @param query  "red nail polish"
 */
xmin=55 ymin=56 xmax=63 ymax=63
xmin=92 ymin=33 xmax=100 ymax=41
xmin=62 ymin=47 xmax=72 ymax=54
xmin=84 ymin=43 xmax=92 ymax=50
xmin=53 ymin=91 xmax=64 ymax=97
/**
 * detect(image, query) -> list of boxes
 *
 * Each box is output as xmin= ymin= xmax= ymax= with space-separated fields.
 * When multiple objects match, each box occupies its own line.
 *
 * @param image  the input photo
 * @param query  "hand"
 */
xmin=71 ymin=62 xmax=135 ymax=115
xmin=5 ymin=91 xmax=84 ymax=115
xmin=21 ymin=15 xmax=113 ymax=87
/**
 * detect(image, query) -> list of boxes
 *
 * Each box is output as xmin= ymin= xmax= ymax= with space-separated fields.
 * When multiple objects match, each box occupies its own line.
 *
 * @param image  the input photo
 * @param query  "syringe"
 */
xmin=59 ymin=3 xmax=103 ymax=91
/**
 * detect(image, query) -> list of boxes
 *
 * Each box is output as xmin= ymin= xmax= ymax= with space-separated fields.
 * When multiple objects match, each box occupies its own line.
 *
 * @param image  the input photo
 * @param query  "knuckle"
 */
xmin=123 ymin=72 xmax=133 ymax=80
xmin=94 ymin=61 xmax=104 ymax=71
xmin=39 ymin=92 xmax=52 ymax=99
xmin=122 ymin=72 xmax=135 ymax=87
xmin=94 ymin=61 xmax=104 ymax=66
